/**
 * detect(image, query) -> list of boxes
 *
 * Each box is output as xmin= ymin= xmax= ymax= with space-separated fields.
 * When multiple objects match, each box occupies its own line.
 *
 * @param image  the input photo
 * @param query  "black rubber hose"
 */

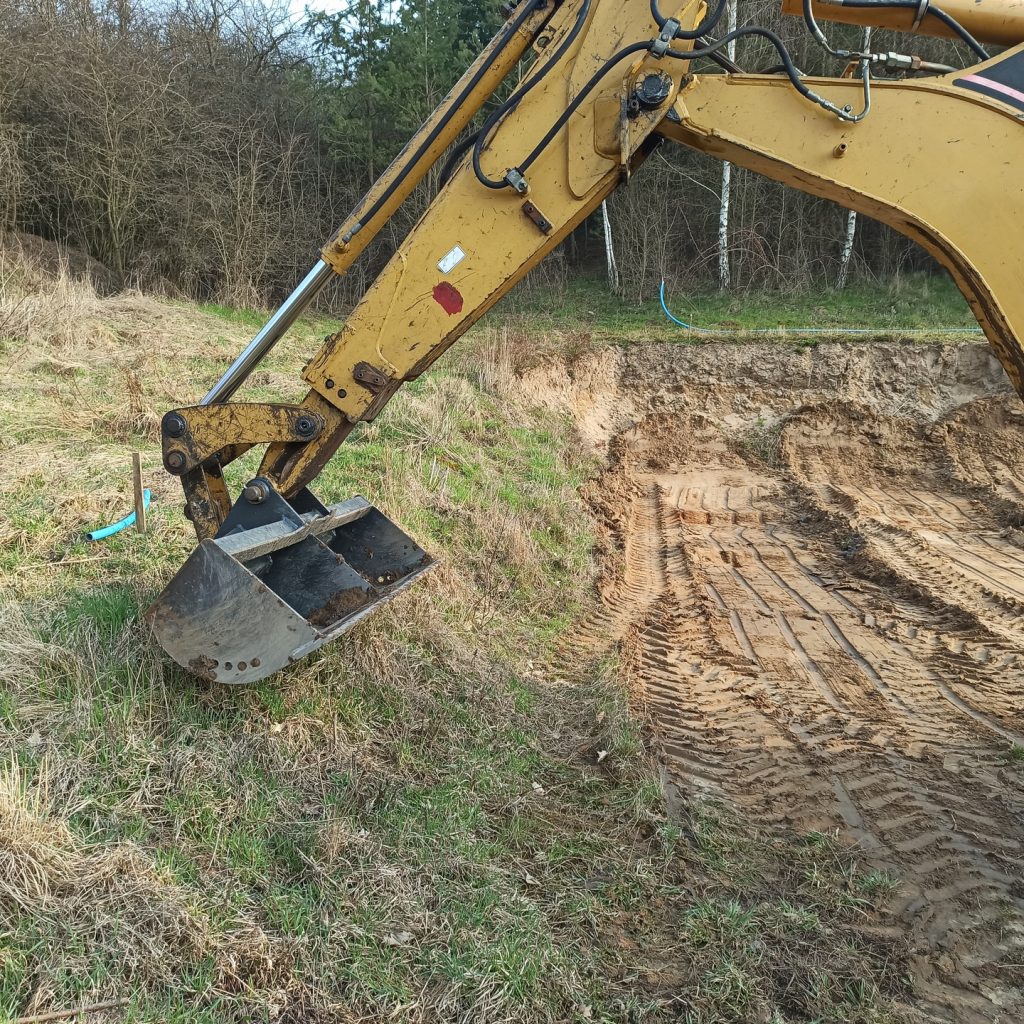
xmin=518 ymin=41 xmax=654 ymax=174
xmin=439 ymin=130 xmax=482 ymax=187
xmin=835 ymin=0 xmax=989 ymax=60
xmin=927 ymin=5 xmax=990 ymax=58
xmin=499 ymin=31 xmax=807 ymax=187
xmin=342 ymin=0 xmax=546 ymax=240
xmin=473 ymin=0 xmax=594 ymax=189
xmin=487 ymin=6 xmax=958 ymax=192
xmin=802 ymin=0 xmax=838 ymax=53
xmin=650 ymin=0 xmax=730 ymax=41
xmin=667 ymin=28 xmax=813 ymax=101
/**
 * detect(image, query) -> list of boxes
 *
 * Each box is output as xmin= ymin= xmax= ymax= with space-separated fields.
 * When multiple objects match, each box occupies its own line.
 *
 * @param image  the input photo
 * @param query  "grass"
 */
xmin=0 ymin=253 xmax=914 ymax=1022
xmin=503 ymin=270 xmax=980 ymax=344
xmin=737 ymin=417 xmax=784 ymax=468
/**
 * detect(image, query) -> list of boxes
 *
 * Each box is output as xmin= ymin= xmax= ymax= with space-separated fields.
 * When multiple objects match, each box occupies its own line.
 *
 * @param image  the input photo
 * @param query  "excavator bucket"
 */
xmin=148 ymin=484 xmax=434 ymax=684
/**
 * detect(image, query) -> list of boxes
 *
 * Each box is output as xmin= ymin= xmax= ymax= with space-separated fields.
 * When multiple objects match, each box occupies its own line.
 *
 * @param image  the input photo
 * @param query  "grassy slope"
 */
xmin=0 ymin=264 xmax=910 ymax=1023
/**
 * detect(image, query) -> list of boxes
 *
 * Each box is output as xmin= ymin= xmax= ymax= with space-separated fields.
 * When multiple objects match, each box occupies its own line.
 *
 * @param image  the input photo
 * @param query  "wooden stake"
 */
xmin=132 ymin=452 xmax=147 ymax=535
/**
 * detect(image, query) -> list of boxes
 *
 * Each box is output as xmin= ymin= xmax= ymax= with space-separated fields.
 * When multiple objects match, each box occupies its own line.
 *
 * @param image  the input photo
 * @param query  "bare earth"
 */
xmin=537 ymin=341 xmax=1024 ymax=1023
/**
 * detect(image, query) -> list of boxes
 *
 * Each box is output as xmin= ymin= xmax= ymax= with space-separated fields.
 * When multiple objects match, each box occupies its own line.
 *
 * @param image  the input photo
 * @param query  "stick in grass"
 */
xmin=132 ymin=452 xmax=147 ymax=535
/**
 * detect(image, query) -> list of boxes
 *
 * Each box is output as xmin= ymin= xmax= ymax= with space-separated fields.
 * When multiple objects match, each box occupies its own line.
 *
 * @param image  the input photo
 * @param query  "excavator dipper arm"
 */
xmin=151 ymin=0 xmax=1024 ymax=683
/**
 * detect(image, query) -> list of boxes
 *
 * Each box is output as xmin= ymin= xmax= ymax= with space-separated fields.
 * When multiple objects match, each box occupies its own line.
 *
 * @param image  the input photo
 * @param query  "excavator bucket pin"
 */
xmin=147 ymin=481 xmax=434 ymax=684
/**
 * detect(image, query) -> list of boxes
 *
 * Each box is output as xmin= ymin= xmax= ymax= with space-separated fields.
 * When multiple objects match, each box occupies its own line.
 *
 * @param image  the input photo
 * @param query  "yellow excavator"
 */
xmin=149 ymin=0 xmax=1024 ymax=683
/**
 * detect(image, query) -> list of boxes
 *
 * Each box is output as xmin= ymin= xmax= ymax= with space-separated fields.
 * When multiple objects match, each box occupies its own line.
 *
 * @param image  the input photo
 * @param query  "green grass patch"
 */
xmin=504 ymin=270 xmax=979 ymax=343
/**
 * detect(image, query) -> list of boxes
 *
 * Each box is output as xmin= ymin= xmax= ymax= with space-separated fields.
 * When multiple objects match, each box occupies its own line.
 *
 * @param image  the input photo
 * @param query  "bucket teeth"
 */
xmin=148 ymin=488 xmax=434 ymax=684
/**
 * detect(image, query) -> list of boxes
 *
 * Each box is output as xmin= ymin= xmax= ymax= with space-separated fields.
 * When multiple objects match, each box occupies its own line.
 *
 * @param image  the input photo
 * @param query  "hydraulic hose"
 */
xmin=517 ymin=41 xmax=654 ymax=175
xmin=803 ymin=0 xmax=858 ymax=58
xmin=834 ymin=0 xmax=989 ymax=60
xmin=440 ymin=130 xmax=482 ymax=187
xmin=484 ymin=23 xmax=872 ymax=192
xmin=343 ymin=0 xmax=547 ymax=242
xmin=924 ymin=6 xmax=990 ymax=58
xmin=667 ymin=28 xmax=804 ymax=77
xmin=366 ymin=0 xmax=986 ymax=226
xmin=473 ymin=0 xmax=594 ymax=189
xmin=673 ymin=27 xmax=872 ymax=121
xmin=650 ymin=0 xmax=730 ymax=41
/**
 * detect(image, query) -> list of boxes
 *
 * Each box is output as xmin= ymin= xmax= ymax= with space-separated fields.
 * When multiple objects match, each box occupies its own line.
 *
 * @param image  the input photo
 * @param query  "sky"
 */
xmin=288 ymin=0 xmax=347 ymax=17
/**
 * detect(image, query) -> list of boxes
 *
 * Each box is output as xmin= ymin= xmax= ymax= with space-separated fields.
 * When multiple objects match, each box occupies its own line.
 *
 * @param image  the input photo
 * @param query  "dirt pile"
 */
xmin=535 ymin=341 xmax=1024 ymax=1024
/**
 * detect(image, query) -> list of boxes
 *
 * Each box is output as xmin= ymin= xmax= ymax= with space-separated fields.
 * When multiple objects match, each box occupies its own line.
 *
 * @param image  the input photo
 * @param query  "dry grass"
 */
xmin=0 ymin=251 xmax=910 ymax=1023
xmin=0 ymin=246 xmax=110 ymax=351
xmin=0 ymin=755 xmax=285 ymax=1016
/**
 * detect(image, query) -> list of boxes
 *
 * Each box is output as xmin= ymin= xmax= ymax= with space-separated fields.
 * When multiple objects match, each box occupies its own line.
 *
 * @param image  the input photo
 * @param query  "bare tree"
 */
xmin=0 ymin=0 xmax=971 ymax=304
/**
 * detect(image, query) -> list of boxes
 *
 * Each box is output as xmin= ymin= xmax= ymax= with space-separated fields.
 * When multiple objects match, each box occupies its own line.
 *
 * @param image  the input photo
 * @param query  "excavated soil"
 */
xmin=537 ymin=341 xmax=1024 ymax=1023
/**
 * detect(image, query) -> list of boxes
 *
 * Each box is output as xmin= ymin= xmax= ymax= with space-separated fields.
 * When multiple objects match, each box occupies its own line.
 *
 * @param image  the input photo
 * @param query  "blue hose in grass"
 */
xmin=86 ymin=489 xmax=152 ymax=541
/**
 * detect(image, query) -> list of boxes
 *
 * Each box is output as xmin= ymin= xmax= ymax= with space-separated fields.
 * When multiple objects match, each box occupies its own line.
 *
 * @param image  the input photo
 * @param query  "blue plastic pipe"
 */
xmin=659 ymin=280 xmax=982 ymax=336
xmin=86 ymin=489 xmax=152 ymax=542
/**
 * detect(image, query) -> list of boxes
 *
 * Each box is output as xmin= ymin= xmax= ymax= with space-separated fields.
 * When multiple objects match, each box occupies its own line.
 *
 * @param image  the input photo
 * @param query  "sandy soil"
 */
xmin=539 ymin=342 xmax=1024 ymax=1023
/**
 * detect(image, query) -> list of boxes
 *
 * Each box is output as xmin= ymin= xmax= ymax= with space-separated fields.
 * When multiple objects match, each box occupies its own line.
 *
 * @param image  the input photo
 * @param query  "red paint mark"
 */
xmin=432 ymin=281 xmax=463 ymax=315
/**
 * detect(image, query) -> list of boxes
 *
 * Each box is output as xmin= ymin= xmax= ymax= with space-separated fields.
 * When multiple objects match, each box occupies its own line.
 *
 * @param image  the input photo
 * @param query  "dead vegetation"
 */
xmin=2 ymin=0 xmax=979 ymax=309
xmin=736 ymin=416 xmax=785 ymax=467
xmin=0 ymin=755 xmax=283 ymax=1006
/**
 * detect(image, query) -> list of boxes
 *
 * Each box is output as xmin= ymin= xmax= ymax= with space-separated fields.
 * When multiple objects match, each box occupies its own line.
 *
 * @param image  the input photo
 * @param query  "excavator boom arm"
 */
xmin=659 ymin=60 xmax=1024 ymax=393
xmin=152 ymin=0 xmax=1024 ymax=683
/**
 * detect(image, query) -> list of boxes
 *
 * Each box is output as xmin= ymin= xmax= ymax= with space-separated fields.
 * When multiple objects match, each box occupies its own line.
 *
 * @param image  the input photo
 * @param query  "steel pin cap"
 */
xmin=243 ymin=480 xmax=270 ymax=505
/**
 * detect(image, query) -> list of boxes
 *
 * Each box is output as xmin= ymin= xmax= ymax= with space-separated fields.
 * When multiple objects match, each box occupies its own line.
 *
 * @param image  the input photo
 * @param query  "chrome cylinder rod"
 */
xmin=201 ymin=259 xmax=335 ymax=405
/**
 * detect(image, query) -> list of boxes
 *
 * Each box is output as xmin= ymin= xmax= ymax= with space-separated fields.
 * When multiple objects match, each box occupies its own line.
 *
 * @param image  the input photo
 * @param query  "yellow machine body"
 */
xmin=150 ymin=0 xmax=1024 ymax=682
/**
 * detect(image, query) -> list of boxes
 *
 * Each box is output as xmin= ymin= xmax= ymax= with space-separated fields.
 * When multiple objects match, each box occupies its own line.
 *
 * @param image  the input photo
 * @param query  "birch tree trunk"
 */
xmin=602 ymin=199 xmax=619 ymax=291
xmin=717 ymin=0 xmax=737 ymax=290
xmin=837 ymin=27 xmax=872 ymax=290
xmin=837 ymin=208 xmax=857 ymax=290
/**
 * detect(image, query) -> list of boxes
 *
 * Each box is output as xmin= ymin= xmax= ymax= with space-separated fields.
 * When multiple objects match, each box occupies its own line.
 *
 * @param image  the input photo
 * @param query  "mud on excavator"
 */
xmin=150 ymin=0 xmax=1024 ymax=683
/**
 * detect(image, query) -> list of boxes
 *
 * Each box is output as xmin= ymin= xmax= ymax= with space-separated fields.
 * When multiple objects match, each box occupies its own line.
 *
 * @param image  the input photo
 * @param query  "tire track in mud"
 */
xmin=580 ymin=402 xmax=1024 ymax=1024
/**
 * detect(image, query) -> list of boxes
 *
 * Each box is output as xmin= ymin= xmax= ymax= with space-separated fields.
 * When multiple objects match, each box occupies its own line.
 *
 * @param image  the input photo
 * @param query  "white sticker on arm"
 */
xmin=437 ymin=245 xmax=466 ymax=274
